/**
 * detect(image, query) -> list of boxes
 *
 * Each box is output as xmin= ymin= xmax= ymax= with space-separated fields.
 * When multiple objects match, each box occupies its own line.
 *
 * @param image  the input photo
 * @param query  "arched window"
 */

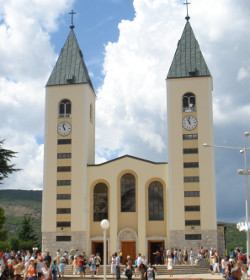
xmin=121 ymin=173 xmax=135 ymax=212
xmin=182 ymin=93 xmax=196 ymax=112
xmin=93 ymin=183 xmax=108 ymax=221
xmin=148 ymin=181 xmax=163 ymax=221
xmin=59 ymin=99 xmax=71 ymax=118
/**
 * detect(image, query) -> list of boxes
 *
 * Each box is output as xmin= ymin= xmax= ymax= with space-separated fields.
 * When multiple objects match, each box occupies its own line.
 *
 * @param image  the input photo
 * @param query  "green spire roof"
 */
xmin=167 ymin=21 xmax=211 ymax=79
xmin=46 ymin=30 xmax=94 ymax=91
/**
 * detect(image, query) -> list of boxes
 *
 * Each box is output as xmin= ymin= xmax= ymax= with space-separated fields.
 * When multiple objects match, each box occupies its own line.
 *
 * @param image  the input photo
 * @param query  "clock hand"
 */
xmin=63 ymin=123 xmax=65 ymax=130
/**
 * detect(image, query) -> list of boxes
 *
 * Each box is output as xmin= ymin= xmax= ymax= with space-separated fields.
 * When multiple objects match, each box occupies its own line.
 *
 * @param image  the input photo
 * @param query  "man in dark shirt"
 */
xmin=44 ymin=252 xmax=52 ymax=266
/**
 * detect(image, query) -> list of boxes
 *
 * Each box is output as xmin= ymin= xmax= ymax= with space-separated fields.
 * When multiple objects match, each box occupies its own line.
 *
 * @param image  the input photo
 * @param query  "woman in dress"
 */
xmin=89 ymin=255 xmax=96 ymax=278
xmin=190 ymin=249 xmax=195 ymax=266
xmin=41 ymin=261 xmax=52 ymax=280
xmin=111 ymin=254 xmax=116 ymax=279
xmin=183 ymin=248 xmax=188 ymax=264
xmin=167 ymin=254 xmax=173 ymax=277
xmin=179 ymin=249 xmax=183 ymax=264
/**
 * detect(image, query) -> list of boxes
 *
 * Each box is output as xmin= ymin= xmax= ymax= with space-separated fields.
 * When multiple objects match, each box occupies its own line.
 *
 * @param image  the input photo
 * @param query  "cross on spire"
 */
xmin=69 ymin=10 xmax=76 ymax=29
xmin=183 ymin=0 xmax=191 ymax=21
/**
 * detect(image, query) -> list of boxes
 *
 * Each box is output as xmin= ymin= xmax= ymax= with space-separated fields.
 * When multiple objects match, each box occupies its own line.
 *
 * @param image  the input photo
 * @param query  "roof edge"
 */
xmin=88 ymin=154 xmax=167 ymax=167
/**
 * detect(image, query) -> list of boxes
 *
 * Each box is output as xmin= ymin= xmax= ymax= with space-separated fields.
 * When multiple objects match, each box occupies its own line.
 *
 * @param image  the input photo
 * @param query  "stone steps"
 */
xmin=64 ymin=264 xmax=209 ymax=276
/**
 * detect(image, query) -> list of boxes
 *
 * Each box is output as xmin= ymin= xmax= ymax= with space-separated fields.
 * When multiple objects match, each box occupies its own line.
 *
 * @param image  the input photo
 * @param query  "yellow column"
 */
xmin=137 ymin=177 xmax=146 ymax=255
xmin=109 ymin=178 xmax=118 ymax=257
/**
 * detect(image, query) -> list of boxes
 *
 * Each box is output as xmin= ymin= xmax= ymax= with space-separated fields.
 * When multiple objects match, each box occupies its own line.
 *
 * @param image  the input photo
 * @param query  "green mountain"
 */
xmin=0 ymin=190 xmax=247 ymax=253
xmin=0 ymin=189 xmax=42 ymax=242
xmin=222 ymin=222 xmax=247 ymax=252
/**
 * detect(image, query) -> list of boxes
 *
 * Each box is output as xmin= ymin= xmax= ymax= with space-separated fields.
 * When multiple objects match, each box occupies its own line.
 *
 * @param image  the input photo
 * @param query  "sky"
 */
xmin=0 ymin=0 xmax=250 ymax=223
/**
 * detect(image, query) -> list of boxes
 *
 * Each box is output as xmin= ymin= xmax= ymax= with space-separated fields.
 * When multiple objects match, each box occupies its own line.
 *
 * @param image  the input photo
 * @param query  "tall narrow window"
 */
xmin=59 ymin=99 xmax=71 ymax=118
xmin=121 ymin=173 xmax=135 ymax=212
xmin=183 ymin=93 xmax=196 ymax=112
xmin=93 ymin=183 xmax=108 ymax=221
xmin=90 ymin=104 xmax=93 ymax=122
xmin=148 ymin=181 xmax=164 ymax=221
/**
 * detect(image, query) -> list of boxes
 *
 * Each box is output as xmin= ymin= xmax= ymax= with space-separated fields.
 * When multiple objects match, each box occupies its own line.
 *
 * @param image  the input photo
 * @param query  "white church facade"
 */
xmin=42 ymin=14 xmax=221 ymax=262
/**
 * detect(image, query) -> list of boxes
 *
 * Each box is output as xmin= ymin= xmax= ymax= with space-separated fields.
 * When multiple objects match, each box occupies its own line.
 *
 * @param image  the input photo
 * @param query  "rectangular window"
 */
xmin=58 ymin=139 xmax=71 ymax=145
xmin=185 ymin=206 xmax=200 ymax=211
xmin=184 ymin=191 xmax=200 ymax=197
xmin=184 ymin=177 xmax=199 ymax=183
xmin=183 ymin=148 xmax=198 ymax=154
xmin=183 ymin=134 xmax=198 ymax=140
xmin=184 ymin=162 xmax=199 ymax=168
xmin=57 ymin=208 xmax=71 ymax=214
xmin=57 ymin=194 xmax=71 ymax=200
xmin=185 ymin=220 xmax=200 ymax=226
xmin=56 ymin=236 xmax=71 ymax=242
xmin=57 ymin=153 xmax=71 ymax=159
xmin=57 ymin=166 xmax=71 ymax=172
xmin=56 ymin=222 xmax=71 ymax=227
xmin=185 ymin=234 xmax=201 ymax=240
xmin=57 ymin=180 xmax=71 ymax=186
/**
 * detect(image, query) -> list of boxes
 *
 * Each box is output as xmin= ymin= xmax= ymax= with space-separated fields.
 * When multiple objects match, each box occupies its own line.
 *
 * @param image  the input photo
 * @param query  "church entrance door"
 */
xmin=91 ymin=241 xmax=108 ymax=264
xmin=148 ymin=241 xmax=164 ymax=264
xmin=121 ymin=241 xmax=136 ymax=264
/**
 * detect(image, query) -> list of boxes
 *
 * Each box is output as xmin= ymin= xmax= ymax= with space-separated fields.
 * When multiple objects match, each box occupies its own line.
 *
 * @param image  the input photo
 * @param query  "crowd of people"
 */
xmin=111 ymin=252 xmax=157 ymax=280
xmin=0 ymin=247 xmax=250 ymax=280
xmin=161 ymin=247 xmax=250 ymax=279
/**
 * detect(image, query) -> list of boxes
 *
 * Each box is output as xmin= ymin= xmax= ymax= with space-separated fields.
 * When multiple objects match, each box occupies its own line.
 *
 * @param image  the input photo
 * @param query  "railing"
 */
xmin=59 ymin=114 xmax=71 ymax=118
xmin=182 ymin=107 xmax=196 ymax=112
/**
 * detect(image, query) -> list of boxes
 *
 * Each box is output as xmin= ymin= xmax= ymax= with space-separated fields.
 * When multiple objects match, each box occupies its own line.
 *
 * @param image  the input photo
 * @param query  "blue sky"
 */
xmin=0 ymin=0 xmax=250 ymax=224
xmin=51 ymin=0 xmax=135 ymax=90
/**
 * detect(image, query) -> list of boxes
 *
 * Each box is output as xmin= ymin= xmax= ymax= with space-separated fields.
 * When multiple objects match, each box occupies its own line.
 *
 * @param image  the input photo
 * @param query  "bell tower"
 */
xmin=166 ymin=17 xmax=217 ymax=250
xmin=42 ymin=20 xmax=95 ymax=254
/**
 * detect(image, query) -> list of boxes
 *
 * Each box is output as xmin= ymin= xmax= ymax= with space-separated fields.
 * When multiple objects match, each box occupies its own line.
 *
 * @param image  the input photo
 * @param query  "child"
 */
xmin=51 ymin=260 xmax=58 ymax=280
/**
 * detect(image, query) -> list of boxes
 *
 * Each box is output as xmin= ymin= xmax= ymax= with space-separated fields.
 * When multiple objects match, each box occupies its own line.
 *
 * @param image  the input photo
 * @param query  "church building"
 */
xmin=42 ymin=12 xmax=219 ymax=262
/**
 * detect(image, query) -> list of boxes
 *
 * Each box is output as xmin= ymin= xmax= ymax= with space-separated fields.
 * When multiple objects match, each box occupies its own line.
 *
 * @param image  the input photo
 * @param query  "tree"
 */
xmin=0 ymin=139 xmax=20 ymax=184
xmin=10 ymin=237 xmax=20 ymax=251
xmin=18 ymin=216 xmax=38 ymax=243
xmin=0 ymin=207 xmax=8 ymax=241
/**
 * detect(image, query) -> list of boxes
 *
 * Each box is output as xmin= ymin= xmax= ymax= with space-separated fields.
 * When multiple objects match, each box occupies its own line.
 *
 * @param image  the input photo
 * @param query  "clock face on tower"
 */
xmin=182 ymin=115 xmax=197 ymax=131
xmin=57 ymin=121 xmax=72 ymax=136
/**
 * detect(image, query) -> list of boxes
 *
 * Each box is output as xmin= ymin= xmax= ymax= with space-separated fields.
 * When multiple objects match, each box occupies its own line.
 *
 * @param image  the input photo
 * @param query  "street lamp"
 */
xmin=101 ymin=219 xmax=110 ymax=280
xmin=203 ymin=132 xmax=250 ymax=257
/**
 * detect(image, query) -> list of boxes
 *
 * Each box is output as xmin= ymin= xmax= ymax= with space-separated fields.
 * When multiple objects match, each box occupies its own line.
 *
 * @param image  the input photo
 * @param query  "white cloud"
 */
xmin=95 ymin=0 xmax=250 ymax=222
xmin=1 ymin=0 xmax=250 ymax=223
xmin=96 ymin=0 xmax=250 ymax=160
xmin=0 ymin=0 xmax=74 ymax=189
xmin=237 ymin=67 xmax=250 ymax=82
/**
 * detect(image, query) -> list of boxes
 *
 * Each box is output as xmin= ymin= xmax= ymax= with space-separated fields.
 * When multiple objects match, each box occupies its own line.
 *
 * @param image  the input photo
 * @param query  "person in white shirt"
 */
xmin=137 ymin=254 xmax=142 ymax=267
xmin=115 ymin=252 xmax=120 ymax=280
xmin=142 ymin=256 xmax=148 ymax=266
xmin=111 ymin=254 xmax=116 ymax=278
xmin=190 ymin=249 xmax=195 ymax=266
xmin=37 ymin=259 xmax=44 ymax=279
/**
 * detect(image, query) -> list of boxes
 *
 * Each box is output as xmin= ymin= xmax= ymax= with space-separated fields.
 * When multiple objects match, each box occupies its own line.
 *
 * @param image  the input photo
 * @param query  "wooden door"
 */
xmin=121 ymin=241 xmax=136 ymax=264
xmin=91 ymin=241 xmax=108 ymax=264
xmin=148 ymin=241 xmax=164 ymax=264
